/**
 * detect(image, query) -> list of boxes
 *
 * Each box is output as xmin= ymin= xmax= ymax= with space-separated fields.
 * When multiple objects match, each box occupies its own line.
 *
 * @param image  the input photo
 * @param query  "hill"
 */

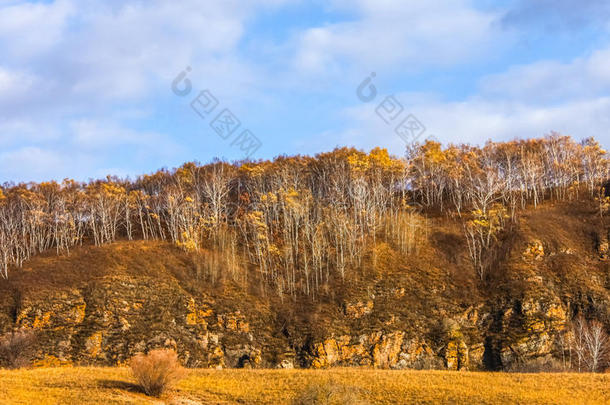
xmin=1 ymin=200 xmax=609 ymax=371
xmin=0 ymin=135 xmax=609 ymax=371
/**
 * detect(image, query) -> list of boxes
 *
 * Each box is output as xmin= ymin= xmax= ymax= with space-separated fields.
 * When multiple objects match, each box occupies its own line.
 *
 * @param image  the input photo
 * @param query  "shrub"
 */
xmin=292 ymin=380 xmax=368 ymax=405
xmin=506 ymin=356 xmax=566 ymax=373
xmin=0 ymin=329 xmax=36 ymax=369
xmin=129 ymin=348 xmax=185 ymax=397
xmin=411 ymin=355 xmax=445 ymax=370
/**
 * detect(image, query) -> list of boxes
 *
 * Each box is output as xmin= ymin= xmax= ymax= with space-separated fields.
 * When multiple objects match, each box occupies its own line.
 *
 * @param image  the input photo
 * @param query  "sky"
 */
xmin=0 ymin=0 xmax=609 ymax=183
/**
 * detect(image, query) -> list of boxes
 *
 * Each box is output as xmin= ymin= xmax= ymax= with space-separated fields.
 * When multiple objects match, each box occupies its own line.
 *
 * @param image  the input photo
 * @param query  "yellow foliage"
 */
xmin=347 ymin=152 xmax=369 ymax=173
xmin=268 ymin=244 xmax=281 ymax=256
xmin=240 ymin=163 xmax=266 ymax=177
xmin=468 ymin=204 xmax=507 ymax=236
xmin=598 ymin=195 xmax=610 ymax=213
xmin=348 ymin=148 xmax=404 ymax=175
xmin=177 ymin=230 xmax=199 ymax=252
xmin=423 ymin=140 xmax=446 ymax=164
xmin=260 ymin=192 xmax=277 ymax=204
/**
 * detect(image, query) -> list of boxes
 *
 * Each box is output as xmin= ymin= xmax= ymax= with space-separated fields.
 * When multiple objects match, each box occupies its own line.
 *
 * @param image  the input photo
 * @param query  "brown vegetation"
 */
xmin=0 ymin=135 xmax=607 ymax=291
xmin=1 ymin=367 xmax=610 ymax=404
xmin=129 ymin=348 xmax=185 ymax=397
xmin=292 ymin=379 xmax=368 ymax=404
xmin=0 ymin=329 xmax=36 ymax=369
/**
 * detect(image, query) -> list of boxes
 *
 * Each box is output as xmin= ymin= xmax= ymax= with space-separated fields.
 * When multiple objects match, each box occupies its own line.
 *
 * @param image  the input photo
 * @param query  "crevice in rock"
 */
xmin=483 ymin=336 xmax=502 ymax=371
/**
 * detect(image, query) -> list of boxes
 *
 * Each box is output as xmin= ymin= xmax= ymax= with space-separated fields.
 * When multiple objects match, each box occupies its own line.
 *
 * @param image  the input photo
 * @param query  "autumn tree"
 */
xmin=0 ymin=135 xmax=608 ymax=298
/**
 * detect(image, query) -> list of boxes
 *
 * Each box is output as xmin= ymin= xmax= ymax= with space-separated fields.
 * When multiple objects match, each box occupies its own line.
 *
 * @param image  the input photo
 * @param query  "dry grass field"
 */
xmin=0 ymin=367 xmax=609 ymax=404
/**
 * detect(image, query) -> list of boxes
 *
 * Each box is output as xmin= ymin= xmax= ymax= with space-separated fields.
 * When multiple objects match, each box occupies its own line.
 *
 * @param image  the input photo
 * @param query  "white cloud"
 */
xmin=0 ymin=0 xmax=300 ymax=117
xmin=0 ymin=0 xmax=608 ymax=183
xmin=330 ymin=44 xmax=610 ymax=152
xmin=0 ymin=118 xmax=184 ymax=182
xmin=327 ymin=92 xmax=610 ymax=156
xmin=293 ymin=0 xmax=501 ymax=74
xmin=0 ymin=0 xmax=292 ymax=182
xmin=69 ymin=119 xmax=179 ymax=154
xmin=417 ymin=97 xmax=610 ymax=146
xmin=0 ymin=119 xmax=62 ymax=147
xmin=0 ymin=0 xmax=74 ymax=58
xmin=0 ymin=66 xmax=39 ymax=104
xmin=480 ymin=47 xmax=610 ymax=104
xmin=0 ymin=147 xmax=65 ymax=182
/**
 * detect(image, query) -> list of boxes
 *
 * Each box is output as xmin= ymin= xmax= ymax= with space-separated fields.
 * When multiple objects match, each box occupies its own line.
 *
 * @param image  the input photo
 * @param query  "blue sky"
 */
xmin=0 ymin=0 xmax=609 ymax=182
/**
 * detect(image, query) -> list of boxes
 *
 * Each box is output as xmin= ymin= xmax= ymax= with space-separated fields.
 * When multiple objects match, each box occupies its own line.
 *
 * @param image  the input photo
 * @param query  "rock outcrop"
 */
xmin=3 ymin=276 xmax=271 ymax=368
xmin=2 ymin=275 xmax=571 ymax=371
xmin=1 ymin=200 xmax=609 ymax=371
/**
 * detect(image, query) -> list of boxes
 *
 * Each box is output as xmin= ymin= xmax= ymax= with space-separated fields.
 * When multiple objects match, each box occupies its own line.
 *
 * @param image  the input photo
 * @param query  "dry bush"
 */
xmin=0 ymin=329 xmax=36 ymax=369
xmin=411 ymin=355 xmax=445 ymax=370
xmin=129 ymin=348 xmax=185 ymax=397
xmin=506 ymin=357 xmax=566 ymax=373
xmin=292 ymin=380 xmax=368 ymax=405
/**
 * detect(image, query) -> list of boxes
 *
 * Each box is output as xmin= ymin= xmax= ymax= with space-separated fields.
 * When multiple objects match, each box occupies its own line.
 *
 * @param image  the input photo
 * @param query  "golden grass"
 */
xmin=0 ymin=367 xmax=609 ymax=404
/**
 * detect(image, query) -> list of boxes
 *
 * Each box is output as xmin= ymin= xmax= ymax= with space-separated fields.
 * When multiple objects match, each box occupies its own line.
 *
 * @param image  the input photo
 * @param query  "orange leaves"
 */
xmin=347 ymin=147 xmax=404 ymax=177
xmin=176 ymin=228 xmax=200 ymax=252
xmin=347 ymin=150 xmax=369 ymax=173
xmin=85 ymin=181 xmax=125 ymax=200
xmin=421 ymin=139 xmax=446 ymax=164
xmin=239 ymin=161 xmax=267 ymax=178
xmin=468 ymin=204 xmax=507 ymax=238
xmin=260 ymin=192 xmax=277 ymax=205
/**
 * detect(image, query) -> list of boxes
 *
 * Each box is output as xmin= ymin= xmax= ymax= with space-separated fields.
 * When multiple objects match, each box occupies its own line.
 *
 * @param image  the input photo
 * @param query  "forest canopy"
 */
xmin=0 ymin=134 xmax=608 ymax=296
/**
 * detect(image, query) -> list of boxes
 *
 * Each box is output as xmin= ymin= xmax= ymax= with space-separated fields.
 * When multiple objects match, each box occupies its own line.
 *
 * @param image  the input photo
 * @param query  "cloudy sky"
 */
xmin=1 ymin=0 xmax=609 ymax=182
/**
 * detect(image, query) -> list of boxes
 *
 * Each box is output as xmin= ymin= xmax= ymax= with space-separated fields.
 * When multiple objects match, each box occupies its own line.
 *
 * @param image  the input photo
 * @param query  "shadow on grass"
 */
xmin=98 ymin=379 xmax=143 ymax=394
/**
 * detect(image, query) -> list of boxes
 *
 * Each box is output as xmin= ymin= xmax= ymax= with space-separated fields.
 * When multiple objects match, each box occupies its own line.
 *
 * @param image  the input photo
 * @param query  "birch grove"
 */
xmin=0 ymin=134 xmax=607 ymax=299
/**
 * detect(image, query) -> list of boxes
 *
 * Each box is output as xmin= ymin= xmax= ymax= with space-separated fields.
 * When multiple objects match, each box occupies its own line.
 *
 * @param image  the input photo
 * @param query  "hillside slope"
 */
xmin=1 ymin=200 xmax=609 ymax=371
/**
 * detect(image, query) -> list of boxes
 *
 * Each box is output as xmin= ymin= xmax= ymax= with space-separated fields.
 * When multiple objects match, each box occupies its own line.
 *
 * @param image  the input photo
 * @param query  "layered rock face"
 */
xmin=1 ymin=205 xmax=609 ymax=371
xmin=7 ymin=276 xmax=263 ymax=368
xmin=0 ymin=273 xmax=573 ymax=370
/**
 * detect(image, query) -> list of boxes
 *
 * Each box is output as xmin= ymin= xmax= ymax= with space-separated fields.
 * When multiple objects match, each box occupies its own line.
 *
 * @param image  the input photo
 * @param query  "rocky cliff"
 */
xmin=1 ymin=202 xmax=609 ymax=371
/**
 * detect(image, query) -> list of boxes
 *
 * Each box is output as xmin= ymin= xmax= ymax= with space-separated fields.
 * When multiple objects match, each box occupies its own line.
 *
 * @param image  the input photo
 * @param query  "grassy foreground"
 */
xmin=0 ymin=367 xmax=609 ymax=404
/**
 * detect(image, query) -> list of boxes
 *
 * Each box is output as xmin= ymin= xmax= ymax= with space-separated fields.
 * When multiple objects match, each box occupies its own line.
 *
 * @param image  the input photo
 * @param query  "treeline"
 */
xmin=0 ymin=134 xmax=608 ymax=295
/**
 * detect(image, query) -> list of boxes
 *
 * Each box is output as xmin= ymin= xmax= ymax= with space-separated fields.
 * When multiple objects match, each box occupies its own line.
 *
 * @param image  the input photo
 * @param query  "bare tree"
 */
xmin=571 ymin=316 xmax=609 ymax=372
xmin=0 ymin=329 xmax=36 ymax=369
xmin=584 ymin=320 xmax=609 ymax=372
xmin=0 ymin=135 xmax=608 ymax=299
xmin=572 ymin=316 xmax=588 ymax=372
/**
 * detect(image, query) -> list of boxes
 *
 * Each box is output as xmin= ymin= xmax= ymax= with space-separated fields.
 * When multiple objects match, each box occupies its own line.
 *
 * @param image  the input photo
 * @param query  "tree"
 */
xmin=0 ymin=135 xmax=608 ymax=297
xmin=584 ymin=320 xmax=609 ymax=372
xmin=464 ymin=204 xmax=508 ymax=280
xmin=571 ymin=316 xmax=609 ymax=372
